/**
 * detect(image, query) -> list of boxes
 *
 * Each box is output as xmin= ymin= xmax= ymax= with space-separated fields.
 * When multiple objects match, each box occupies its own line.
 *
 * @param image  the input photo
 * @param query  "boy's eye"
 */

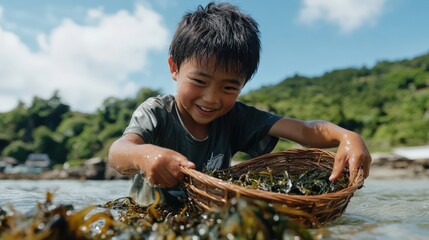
xmin=192 ymin=79 xmax=206 ymax=85
xmin=224 ymin=86 xmax=240 ymax=92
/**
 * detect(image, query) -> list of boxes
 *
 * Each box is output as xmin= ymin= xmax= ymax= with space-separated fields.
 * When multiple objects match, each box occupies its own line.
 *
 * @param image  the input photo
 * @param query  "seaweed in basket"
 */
xmin=205 ymin=167 xmax=349 ymax=195
xmin=291 ymin=167 xmax=349 ymax=195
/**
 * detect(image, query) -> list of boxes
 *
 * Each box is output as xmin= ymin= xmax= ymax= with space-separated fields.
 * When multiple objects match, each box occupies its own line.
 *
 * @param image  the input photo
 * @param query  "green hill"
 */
xmin=240 ymin=52 xmax=429 ymax=151
xmin=1 ymin=52 xmax=428 ymax=165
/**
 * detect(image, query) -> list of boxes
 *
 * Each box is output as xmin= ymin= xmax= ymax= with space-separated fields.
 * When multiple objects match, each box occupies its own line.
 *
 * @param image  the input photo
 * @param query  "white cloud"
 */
xmin=297 ymin=0 xmax=386 ymax=33
xmin=0 ymin=3 xmax=169 ymax=112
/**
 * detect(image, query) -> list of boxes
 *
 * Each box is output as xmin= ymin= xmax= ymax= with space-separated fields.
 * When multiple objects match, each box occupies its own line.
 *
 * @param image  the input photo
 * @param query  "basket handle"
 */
xmin=180 ymin=165 xmax=192 ymax=175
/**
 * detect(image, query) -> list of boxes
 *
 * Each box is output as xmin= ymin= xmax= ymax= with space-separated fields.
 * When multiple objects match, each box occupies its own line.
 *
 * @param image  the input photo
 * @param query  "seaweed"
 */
xmin=0 ymin=191 xmax=316 ymax=240
xmin=205 ymin=167 xmax=349 ymax=195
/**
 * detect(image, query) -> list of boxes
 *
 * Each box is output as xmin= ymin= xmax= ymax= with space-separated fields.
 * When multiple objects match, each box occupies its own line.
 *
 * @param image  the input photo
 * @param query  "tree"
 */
xmin=28 ymin=90 xmax=70 ymax=132
xmin=2 ymin=141 xmax=33 ymax=163
xmin=33 ymin=126 xmax=67 ymax=165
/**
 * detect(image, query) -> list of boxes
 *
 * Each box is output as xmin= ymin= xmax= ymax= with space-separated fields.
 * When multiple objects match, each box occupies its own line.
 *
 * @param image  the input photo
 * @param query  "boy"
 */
xmin=108 ymin=2 xmax=371 ymax=206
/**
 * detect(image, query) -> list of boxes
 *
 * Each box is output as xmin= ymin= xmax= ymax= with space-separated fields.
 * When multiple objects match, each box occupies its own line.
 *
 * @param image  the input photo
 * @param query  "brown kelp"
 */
xmin=0 ymin=191 xmax=316 ymax=240
xmin=0 ymin=192 xmax=122 ymax=240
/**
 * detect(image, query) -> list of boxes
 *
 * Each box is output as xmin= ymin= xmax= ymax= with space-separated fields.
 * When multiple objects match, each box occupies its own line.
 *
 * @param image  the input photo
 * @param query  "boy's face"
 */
xmin=169 ymin=56 xmax=245 ymax=134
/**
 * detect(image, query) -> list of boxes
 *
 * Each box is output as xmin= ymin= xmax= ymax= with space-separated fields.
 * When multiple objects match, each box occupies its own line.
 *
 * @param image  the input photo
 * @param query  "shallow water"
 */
xmin=1 ymin=178 xmax=428 ymax=239
xmin=320 ymin=178 xmax=429 ymax=240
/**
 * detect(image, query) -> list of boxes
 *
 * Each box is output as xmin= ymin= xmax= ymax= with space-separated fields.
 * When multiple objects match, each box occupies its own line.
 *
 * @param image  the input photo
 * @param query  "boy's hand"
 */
xmin=137 ymin=145 xmax=196 ymax=188
xmin=268 ymin=118 xmax=371 ymax=182
xmin=329 ymin=132 xmax=372 ymax=182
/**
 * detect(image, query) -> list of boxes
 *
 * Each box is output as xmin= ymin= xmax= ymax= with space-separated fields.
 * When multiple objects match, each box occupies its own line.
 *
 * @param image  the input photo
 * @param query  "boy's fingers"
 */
xmin=329 ymin=154 xmax=347 ymax=181
xmin=182 ymin=161 xmax=196 ymax=168
xmin=176 ymin=157 xmax=195 ymax=169
xmin=348 ymin=152 xmax=372 ymax=179
xmin=348 ymin=155 xmax=360 ymax=179
xmin=161 ymin=168 xmax=181 ymax=187
xmin=363 ymin=161 xmax=371 ymax=178
xmin=360 ymin=154 xmax=372 ymax=178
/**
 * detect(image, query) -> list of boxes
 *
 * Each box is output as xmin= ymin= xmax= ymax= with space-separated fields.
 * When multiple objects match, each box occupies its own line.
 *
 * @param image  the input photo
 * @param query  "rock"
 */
xmin=39 ymin=169 xmax=69 ymax=179
xmin=369 ymin=153 xmax=429 ymax=179
xmin=84 ymin=157 xmax=106 ymax=180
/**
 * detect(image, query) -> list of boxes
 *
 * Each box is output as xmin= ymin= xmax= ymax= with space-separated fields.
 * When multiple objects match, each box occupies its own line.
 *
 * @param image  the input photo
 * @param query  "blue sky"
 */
xmin=0 ymin=0 xmax=428 ymax=113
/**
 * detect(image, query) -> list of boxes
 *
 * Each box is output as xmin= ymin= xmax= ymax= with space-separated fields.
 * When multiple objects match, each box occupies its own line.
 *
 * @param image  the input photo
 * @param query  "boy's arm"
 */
xmin=107 ymin=133 xmax=195 ymax=187
xmin=268 ymin=118 xmax=371 ymax=181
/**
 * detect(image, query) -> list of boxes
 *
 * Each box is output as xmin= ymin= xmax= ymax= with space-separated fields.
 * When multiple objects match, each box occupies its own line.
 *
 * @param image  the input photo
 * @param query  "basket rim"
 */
xmin=181 ymin=148 xmax=364 ymax=201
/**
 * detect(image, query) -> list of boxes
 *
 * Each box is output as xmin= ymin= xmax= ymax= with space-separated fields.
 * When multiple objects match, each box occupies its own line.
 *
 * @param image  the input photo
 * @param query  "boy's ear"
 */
xmin=168 ymin=56 xmax=178 ymax=81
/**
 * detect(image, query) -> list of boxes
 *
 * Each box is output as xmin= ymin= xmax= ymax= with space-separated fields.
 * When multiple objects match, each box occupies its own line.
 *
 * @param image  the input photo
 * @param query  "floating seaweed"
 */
xmin=0 ymin=191 xmax=317 ymax=240
xmin=205 ymin=167 xmax=349 ymax=195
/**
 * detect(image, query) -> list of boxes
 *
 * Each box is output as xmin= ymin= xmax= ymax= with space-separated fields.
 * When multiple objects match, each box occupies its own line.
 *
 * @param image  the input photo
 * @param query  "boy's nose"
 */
xmin=203 ymin=87 xmax=220 ymax=104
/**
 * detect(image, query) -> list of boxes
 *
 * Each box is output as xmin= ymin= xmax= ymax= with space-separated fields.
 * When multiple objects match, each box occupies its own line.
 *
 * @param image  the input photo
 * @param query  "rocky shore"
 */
xmin=368 ymin=153 xmax=429 ymax=179
xmin=0 ymin=157 xmax=130 ymax=180
xmin=1 ymin=153 xmax=428 ymax=180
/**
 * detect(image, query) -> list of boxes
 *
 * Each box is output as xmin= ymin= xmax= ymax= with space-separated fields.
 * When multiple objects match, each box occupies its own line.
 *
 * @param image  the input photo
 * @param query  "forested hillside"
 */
xmin=240 ymin=52 xmax=429 ymax=152
xmin=1 ymin=52 xmax=428 ymax=166
xmin=0 ymin=88 xmax=161 ymax=166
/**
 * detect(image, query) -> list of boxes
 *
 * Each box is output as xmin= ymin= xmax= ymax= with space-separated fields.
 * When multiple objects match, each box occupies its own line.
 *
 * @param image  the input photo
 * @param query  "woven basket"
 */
xmin=181 ymin=148 xmax=364 ymax=227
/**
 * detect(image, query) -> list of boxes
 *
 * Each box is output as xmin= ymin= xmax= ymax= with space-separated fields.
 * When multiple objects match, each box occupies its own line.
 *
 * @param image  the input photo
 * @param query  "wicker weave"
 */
xmin=181 ymin=148 xmax=364 ymax=227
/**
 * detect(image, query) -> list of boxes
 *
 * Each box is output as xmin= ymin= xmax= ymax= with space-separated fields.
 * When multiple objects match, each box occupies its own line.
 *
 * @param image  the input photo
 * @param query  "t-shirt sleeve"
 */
xmin=230 ymin=102 xmax=282 ymax=157
xmin=123 ymin=97 xmax=168 ymax=144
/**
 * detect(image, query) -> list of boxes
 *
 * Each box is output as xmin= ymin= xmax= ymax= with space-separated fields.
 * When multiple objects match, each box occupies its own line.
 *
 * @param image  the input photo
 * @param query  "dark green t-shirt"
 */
xmin=124 ymin=95 xmax=281 ymax=206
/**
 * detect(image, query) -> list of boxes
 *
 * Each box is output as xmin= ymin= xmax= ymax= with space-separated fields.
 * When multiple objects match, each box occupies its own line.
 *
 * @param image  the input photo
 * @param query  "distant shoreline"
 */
xmin=1 ymin=158 xmax=428 ymax=181
xmin=368 ymin=165 xmax=429 ymax=180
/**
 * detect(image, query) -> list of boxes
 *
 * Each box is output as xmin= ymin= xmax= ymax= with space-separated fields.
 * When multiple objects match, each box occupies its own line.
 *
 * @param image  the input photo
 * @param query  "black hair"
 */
xmin=169 ymin=2 xmax=260 ymax=83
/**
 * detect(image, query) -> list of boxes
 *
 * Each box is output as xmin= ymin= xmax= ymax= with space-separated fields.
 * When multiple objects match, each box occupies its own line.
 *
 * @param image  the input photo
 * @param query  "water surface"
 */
xmin=1 ymin=178 xmax=428 ymax=239
xmin=321 ymin=179 xmax=429 ymax=240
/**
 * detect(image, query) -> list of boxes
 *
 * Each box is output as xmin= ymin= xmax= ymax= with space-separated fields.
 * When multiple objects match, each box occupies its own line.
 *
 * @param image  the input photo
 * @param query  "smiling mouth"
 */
xmin=197 ymin=105 xmax=215 ymax=112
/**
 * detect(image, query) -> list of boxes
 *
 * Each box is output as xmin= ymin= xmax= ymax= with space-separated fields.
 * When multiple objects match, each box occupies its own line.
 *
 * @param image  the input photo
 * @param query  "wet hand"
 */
xmin=138 ymin=145 xmax=195 ymax=188
xmin=329 ymin=132 xmax=372 ymax=181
